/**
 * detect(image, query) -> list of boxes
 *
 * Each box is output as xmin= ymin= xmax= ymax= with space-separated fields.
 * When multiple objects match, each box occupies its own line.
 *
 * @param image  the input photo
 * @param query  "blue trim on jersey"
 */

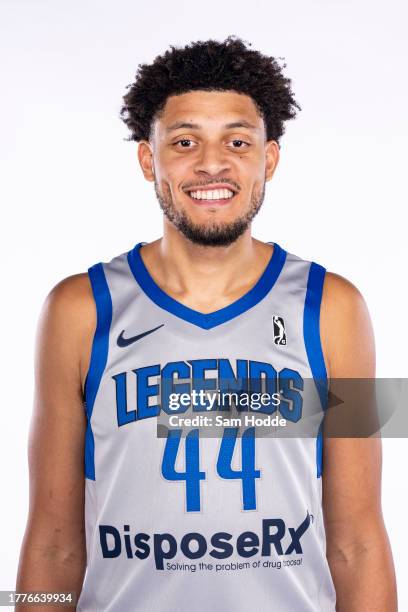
xmin=84 ymin=262 xmax=113 ymax=480
xmin=303 ymin=262 xmax=328 ymax=479
xmin=127 ymin=242 xmax=287 ymax=330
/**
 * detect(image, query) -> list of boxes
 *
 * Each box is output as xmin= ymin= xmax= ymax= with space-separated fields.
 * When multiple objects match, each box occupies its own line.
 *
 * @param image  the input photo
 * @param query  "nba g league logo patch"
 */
xmin=273 ymin=316 xmax=286 ymax=346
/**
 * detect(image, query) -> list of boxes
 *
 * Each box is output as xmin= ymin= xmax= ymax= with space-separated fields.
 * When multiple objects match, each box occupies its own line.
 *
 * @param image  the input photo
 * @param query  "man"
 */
xmin=16 ymin=36 xmax=397 ymax=611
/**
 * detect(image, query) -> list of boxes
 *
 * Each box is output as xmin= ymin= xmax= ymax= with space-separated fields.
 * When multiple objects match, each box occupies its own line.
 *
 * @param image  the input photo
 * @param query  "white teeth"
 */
xmin=189 ymin=188 xmax=234 ymax=200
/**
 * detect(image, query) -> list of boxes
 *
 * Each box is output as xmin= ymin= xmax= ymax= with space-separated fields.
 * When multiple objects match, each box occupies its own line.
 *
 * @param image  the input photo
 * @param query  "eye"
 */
xmin=229 ymin=139 xmax=250 ymax=148
xmin=174 ymin=139 xmax=196 ymax=148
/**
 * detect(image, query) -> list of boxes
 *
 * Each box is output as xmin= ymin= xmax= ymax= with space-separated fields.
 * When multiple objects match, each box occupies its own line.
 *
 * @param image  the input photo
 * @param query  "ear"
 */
xmin=264 ymin=140 xmax=280 ymax=182
xmin=138 ymin=141 xmax=155 ymax=182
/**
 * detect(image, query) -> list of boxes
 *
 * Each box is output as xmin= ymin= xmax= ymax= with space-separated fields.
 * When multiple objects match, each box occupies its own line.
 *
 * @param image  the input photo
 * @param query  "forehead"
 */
xmin=154 ymin=90 xmax=264 ymax=131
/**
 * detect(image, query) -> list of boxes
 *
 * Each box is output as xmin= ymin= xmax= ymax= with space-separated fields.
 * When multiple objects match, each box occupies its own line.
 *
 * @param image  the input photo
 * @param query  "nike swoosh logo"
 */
xmin=117 ymin=324 xmax=164 ymax=347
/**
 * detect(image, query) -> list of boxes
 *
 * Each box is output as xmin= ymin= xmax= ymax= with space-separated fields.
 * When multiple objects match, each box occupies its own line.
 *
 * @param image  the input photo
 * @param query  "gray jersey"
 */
xmin=77 ymin=241 xmax=336 ymax=611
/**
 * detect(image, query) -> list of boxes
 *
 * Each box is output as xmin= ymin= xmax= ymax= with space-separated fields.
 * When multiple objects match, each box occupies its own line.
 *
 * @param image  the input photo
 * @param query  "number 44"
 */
xmin=161 ymin=427 xmax=260 ymax=512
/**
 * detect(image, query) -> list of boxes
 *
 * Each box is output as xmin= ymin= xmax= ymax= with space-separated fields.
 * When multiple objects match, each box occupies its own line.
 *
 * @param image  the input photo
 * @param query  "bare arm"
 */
xmin=15 ymin=274 xmax=95 ymax=610
xmin=320 ymin=272 xmax=397 ymax=611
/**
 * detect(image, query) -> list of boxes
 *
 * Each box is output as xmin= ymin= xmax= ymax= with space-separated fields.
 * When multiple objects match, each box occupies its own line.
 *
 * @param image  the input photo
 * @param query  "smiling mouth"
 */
xmin=184 ymin=187 xmax=238 ymax=205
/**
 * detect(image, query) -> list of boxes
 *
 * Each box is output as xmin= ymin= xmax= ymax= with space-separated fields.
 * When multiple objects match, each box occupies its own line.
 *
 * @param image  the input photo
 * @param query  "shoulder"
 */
xmin=320 ymin=271 xmax=370 ymax=329
xmin=322 ymin=271 xmax=366 ymax=310
xmin=37 ymin=273 xmax=97 ymax=391
xmin=42 ymin=272 xmax=95 ymax=333
xmin=319 ymin=271 xmax=375 ymax=378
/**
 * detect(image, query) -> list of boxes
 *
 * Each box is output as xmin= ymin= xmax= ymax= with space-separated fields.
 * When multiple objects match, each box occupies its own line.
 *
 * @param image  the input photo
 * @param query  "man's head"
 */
xmin=120 ymin=36 xmax=300 ymax=246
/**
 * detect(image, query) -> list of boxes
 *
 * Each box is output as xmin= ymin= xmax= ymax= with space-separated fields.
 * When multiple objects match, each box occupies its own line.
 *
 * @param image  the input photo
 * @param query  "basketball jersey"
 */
xmin=76 ymin=241 xmax=337 ymax=612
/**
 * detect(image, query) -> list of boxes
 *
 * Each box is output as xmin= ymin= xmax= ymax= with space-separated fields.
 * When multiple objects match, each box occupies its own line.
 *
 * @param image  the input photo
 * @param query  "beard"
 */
xmin=154 ymin=180 xmax=266 ymax=247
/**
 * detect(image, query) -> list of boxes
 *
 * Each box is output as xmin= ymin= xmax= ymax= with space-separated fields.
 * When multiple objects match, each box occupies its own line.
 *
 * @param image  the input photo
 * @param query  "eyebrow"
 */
xmin=166 ymin=120 xmax=258 ymax=132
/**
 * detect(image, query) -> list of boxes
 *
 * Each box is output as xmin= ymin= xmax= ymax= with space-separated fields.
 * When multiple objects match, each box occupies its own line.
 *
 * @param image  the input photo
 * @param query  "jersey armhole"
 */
xmin=303 ymin=262 xmax=328 ymax=478
xmin=83 ymin=262 xmax=113 ymax=480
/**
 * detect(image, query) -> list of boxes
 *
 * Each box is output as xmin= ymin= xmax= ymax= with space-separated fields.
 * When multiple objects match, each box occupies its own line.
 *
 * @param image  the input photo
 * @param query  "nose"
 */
xmin=193 ymin=142 xmax=231 ymax=177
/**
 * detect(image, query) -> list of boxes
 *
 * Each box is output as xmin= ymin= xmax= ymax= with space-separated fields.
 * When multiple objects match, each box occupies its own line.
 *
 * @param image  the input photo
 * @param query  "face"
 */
xmin=138 ymin=90 xmax=279 ymax=247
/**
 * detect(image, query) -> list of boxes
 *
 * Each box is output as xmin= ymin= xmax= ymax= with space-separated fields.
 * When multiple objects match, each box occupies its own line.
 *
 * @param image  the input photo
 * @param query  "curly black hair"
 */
xmin=119 ymin=36 xmax=301 ymax=147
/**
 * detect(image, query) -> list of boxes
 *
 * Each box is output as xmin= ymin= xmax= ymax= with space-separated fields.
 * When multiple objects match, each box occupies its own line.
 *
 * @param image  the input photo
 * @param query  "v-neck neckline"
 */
xmin=127 ymin=241 xmax=287 ymax=330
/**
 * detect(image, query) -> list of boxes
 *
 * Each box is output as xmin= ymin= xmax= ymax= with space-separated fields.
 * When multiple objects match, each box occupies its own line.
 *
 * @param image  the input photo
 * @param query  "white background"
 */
xmin=1 ymin=0 xmax=407 ymax=606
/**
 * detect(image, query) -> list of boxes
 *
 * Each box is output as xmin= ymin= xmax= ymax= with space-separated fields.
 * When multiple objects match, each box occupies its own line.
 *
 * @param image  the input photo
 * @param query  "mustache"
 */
xmin=182 ymin=178 xmax=241 ymax=192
